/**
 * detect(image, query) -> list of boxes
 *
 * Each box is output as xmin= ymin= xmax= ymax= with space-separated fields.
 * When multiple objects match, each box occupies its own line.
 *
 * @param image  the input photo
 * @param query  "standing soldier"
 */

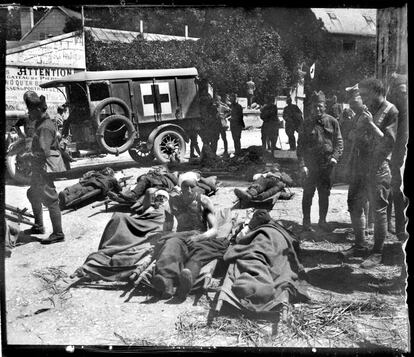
xmin=260 ymin=95 xmax=280 ymax=155
xmin=297 ymin=91 xmax=343 ymax=232
xmin=229 ymin=94 xmax=245 ymax=156
xmin=388 ymin=73 xmax=408 ymax=243
xmin=341 ymin=84 xmax=372 ymax=260
xmin=345 ymin=78 xmax=398 ymax=268
xmin=199 ymin=89 xmax=219 ymax=155
xmin=213 ymin=94 xmax=231 ymax=157
xmin=283 ymin=97 xmax=303 ymax=151
xmin=245 ymin=77 xmax=256 ymax=109
xmin=23 ymin=91 xmax=66 ymax=244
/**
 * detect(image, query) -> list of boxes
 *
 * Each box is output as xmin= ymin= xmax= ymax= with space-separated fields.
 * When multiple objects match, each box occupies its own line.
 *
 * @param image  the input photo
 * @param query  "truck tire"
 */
xmin=128 ymin=141 xmax=154 ymax=163
xmin=153 ymin=130 xmax=186 ymax=164
xmin=6 ymin=142 xmax=32 ymax=185
xmin=96 ymin=114 xmax=136 ymax=155
xmin=93 ymin=97 xmax=132 ymax=129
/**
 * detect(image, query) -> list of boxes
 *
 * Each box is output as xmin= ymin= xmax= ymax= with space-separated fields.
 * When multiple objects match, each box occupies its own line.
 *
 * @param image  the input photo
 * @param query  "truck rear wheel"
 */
xmin=153 ymin=130 xmax=186 ymax=164
xmin=95 ymin=114 xmax=136 ymax=155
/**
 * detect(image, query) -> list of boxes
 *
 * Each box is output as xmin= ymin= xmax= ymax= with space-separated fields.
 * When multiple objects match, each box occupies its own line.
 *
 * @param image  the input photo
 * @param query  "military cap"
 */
xmin=345 ymin=83 xmax=360 ymax=99
xmin=311 ymin=90 xmax=326 ymax=103
xmin=23 ymin=91 xmax=47 ymax=111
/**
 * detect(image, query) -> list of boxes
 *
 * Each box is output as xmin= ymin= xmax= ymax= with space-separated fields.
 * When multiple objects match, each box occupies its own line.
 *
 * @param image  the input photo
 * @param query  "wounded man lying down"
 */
xmin=234 ymin=168 xmax=294 ymax=203
xmin=70 ymin=189 xmax=172 ymax=281
xmin=218 ymin=210 xmax=309 ymax=313
xmin=151 ymin=178 xmax=230 ymax=300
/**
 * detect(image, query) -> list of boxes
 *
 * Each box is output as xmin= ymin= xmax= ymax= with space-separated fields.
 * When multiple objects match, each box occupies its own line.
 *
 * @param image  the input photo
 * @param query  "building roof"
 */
xmin=58 ymin=6 xmax=82 ymax=20
xmin=311 ymin=8 xmax=376 ymax=37
xmin=20 ymin=6 xmax=82 ymax=41
xmin=85 ymin=26 xmax=199 ymax=43
xmin=7 ymin=31 xmax=81 ymax=54
xmin=40 ymin=67 xmax=199 ymax=87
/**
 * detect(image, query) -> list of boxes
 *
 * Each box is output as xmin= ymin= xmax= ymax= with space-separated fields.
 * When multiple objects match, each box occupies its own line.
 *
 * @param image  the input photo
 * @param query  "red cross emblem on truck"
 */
xmin=143 ymin=84 xmax=170 ymax=114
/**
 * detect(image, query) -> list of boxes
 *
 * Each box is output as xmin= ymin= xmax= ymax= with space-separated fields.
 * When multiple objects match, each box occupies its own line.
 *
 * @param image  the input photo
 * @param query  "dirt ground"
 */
xmin=3 ymin=128 xmax=409 ymax=351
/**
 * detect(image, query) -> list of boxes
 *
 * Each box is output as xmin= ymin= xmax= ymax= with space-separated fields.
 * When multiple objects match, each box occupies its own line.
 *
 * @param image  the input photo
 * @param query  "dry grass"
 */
xmin=32 ymin=266 xmax=72 ymax=304
xmin=175 ymin=312 xmax=271 ymax=346
xmin=174 ymin=294 xmax=407 ymax=349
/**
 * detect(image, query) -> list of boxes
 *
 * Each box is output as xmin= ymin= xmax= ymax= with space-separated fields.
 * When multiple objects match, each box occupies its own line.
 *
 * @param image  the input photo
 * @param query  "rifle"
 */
xmin=118 ymin=175 xmax=133 ymax=187
xmin=5 ymin=204 xmax=35 ymax=226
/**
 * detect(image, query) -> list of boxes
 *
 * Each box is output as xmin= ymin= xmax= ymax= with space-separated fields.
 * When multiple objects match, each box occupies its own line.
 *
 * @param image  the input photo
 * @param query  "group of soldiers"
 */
xmin=11 ymin=71 xmax=408 ymax=274
xmin=297 ymin=75 xmax=408 ymax=270
xmin=195 ymin=91 xmax=244 ymax=158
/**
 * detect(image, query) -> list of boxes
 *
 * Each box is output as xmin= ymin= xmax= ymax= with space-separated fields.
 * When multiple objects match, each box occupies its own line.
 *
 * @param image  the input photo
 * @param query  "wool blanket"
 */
xmin=219 ymin=220 xmax=309 ymax=312
xmin=73 ymin=207 xmax=168 ymax=281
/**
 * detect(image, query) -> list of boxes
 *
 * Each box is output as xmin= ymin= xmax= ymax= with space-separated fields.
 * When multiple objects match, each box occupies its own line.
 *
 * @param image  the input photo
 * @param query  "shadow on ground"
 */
xmin=306 ymin=264 xmax=404 ymax=294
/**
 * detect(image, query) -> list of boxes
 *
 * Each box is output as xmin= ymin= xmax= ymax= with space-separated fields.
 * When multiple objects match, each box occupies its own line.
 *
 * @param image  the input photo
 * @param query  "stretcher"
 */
xmin=233 ymin=192 xmax=282 ymax=210
xmin=233 ymin=189 xmax=295 ymax=210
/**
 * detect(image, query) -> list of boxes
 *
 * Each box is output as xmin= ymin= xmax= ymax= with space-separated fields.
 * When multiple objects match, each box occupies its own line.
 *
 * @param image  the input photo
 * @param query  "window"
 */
xmin=89 ymin=82 xmax=110 ymax=102
xmin=343 ymin=40 xmax=356 ymax=52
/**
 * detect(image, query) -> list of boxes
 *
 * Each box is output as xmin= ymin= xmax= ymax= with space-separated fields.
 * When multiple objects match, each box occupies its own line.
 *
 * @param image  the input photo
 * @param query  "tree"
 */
xmin=85 ymin=7 xmax=289 ymax=101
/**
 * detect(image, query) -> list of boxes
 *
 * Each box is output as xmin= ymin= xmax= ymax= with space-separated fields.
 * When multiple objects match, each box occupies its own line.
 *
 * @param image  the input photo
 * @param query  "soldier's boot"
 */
xmin=26 ymin=201 xmax=45 ymax=235
xmin=341 ymin=229 xmax=369 ymax=259
xmin=234 ymin=188 xmax=257 ymax=202
xmin=41 ymin=203 xmax=65 ymax=244
xmin=302 ymin=195 xmax=314 ymax=232
xmin=318 ymin=191 xmax=331 ymax=231
xmin=176 ymin=260 xmax=202 ymax=300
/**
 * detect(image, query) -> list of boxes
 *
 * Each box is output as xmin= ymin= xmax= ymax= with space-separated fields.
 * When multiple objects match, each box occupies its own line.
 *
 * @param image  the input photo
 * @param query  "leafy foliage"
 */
xmin=84 ymin=7 xmax=375 ymax=104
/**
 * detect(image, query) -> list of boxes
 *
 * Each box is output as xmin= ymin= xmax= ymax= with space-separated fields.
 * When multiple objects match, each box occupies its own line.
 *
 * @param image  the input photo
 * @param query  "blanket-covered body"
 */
xmin=219 ymin=220 xmax=309 ymax=312
xmin=73 ymin=208 xmax=167 ymax=281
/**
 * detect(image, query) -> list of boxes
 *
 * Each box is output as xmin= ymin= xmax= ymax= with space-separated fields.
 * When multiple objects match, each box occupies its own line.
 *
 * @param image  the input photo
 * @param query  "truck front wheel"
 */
xmin=153 ymin=130 xmax=186 ymax=164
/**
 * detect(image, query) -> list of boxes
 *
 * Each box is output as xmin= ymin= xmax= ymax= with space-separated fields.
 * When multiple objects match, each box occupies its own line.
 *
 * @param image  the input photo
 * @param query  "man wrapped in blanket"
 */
xmin=219 ymin=209 xmax=309 ymax=312
xmin=152 ymin=177 xmax=230 ymax=300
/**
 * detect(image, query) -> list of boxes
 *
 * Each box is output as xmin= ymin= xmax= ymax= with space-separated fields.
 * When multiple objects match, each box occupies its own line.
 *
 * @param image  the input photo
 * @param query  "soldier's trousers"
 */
xmin=261 ymin=122 xmax=278 ymax=151
xmin=155 ymin=235 xmax=229 ymax=288
xmin=27 ymin=170 xmax=63 ymax=234
xmin=219 ymin=127 xmax=228 ymax=154
xmin=285 ymin=124 xmax=299 ymax=150
xmin=348 ymin=174 xmax=369 ymax=246
xmin=367 ymin=161 xmax=391 ymax=253
xmin=302 ymin=164 xmax=333 ymax=223
xmin=231 ymin=126 xmax=243 ymax=155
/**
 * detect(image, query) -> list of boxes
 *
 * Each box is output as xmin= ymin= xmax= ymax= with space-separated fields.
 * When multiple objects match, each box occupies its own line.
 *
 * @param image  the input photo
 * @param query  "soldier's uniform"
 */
xmin=229 ymin=95 xmax=244 ymax=156
xmin=260 ymin=102 xmax=280 ymax=153
xmin=297 ymin=91 xmax=343 ymax=231
xmin=343 ymin=79 xmax=398 ymax=269
xmin=199 ymin=93 xmax=220 ymax=154
xmin=364 ymin=99 xmax=398 ymax=264
xmin=24 ymin=91 xmax=66 ymax=244
xmin=283 ymin=99 xmax=303 ymax=150
xmin=388 ymin=74 xmax=409 ymax=242
xmin=344 ymin=85 xmax=372 ymax=255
